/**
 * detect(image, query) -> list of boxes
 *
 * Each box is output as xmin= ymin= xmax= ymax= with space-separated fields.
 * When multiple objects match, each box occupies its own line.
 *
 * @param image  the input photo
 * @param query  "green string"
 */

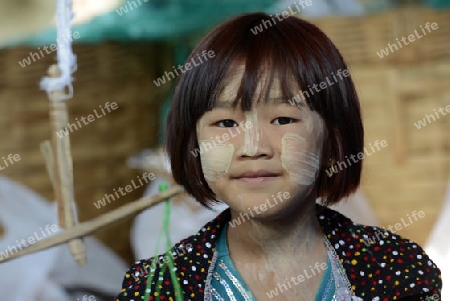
xmin=144 ymin=182 xmax=183 ymax=301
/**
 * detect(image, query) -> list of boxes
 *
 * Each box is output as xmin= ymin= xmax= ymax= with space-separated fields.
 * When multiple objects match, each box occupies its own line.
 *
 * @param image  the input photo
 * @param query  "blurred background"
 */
xmin=0 ymin=0 xmax=448 ymax=300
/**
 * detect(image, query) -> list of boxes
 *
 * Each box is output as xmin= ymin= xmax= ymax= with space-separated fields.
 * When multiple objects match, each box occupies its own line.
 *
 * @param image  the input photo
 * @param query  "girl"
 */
xmin=117 ymin=13 xmax=442 ymax=301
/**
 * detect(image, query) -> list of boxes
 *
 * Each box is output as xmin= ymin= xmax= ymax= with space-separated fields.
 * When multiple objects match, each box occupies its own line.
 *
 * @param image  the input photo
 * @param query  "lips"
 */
xmin=233 ymin=170 xmax=280 ymax=180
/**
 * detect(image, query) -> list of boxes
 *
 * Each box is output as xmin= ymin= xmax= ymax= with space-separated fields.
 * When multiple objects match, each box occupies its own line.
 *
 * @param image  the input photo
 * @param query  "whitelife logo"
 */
xmin=361 ymin=210 xmax=426 ymax=247
xmin=77 ymin=296 xmax=96 ymax=301
xmin=287 ymin=69 xmax=351 ymax=107
xmin=153 ymin=50 xmax=215 ymax=87
xmin=18 ymin=31 xmax=81 ymax=68
xmin=190 ymin=121 xmax=253 ymax=158
xmin=93 ymin=172 xmax=155 ymax=209
xmin=265 ymin=261 xmax=327 ymax=298
xmin=413 ymin=105 xmax=450 ymax=129
xmin=130 ymin=243 xmax=193 ymax=279
xmin=0 ymin=153 xmax=21 ymax=170
xmin=421 ymin=289 xmax=441 ymax=301
xmin=325 ymin=139 xmax=388 ymax=177
xmin=228 ymin=192 xmax=291 ymax=228
xmin=56 ymin=102 xmax=118 ymax=138
xmin=0 ymin=224 xmax=59 ymax=261
xmin=116 ymin=0 xmax=149 ymax=16
xmin=376 ymin=22 xmax=439 ymax=59
xmin=250 ymin=0 xmax=313 ymax=35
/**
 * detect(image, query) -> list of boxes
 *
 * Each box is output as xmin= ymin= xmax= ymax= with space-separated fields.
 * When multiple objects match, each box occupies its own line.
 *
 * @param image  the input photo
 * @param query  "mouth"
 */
xmin=232 ymin=170 xmax=280 ymax=183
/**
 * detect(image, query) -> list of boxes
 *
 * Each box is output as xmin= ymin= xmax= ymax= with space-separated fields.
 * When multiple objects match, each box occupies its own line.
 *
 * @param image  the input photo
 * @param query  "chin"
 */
xmin=228 ymin=191 xmax=292 ymax=216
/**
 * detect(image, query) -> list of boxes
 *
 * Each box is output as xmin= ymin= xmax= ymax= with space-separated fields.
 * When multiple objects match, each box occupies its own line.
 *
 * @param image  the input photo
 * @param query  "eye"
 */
xmin=272 ymin=117 xmax=297 ymax=125
xmin=215 ymin=119 xmax=238 ymax=128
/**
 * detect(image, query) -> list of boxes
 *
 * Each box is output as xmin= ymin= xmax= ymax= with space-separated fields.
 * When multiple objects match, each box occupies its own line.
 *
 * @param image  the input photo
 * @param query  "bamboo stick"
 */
xmin=0 ymin=185 xmax=184 ymax=264
xmin=47 ymin=64 xmax=86 ymax=266
xmin=40 ymin=140 xmax=55 ymax=188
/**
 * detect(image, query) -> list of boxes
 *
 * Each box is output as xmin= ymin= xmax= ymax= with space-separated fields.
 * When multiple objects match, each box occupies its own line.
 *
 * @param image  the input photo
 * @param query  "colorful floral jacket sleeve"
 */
xmin=116 ymin=206 xmax=442 ymax=301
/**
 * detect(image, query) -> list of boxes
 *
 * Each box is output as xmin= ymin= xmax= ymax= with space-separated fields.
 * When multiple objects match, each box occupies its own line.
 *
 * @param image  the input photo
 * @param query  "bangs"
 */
xmin=210 ymin=52 xmax=301 ymax=111
xmin=197 ymin=13 xmax=337 ymax=114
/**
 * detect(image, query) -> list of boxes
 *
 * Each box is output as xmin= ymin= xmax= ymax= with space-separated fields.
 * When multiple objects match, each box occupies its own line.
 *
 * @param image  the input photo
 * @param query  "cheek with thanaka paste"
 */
xmin=281 ymin=133 xmax=321 ymax=185
xmin=199 ymin=141 xmax=234 ymax=182
xmin=243 ymin=111 xmax=260 ymax=156
xmin=295 ymin=103 xmax=314 ymax=134
xmin=304 ymin=111 xmax=314 ymax=134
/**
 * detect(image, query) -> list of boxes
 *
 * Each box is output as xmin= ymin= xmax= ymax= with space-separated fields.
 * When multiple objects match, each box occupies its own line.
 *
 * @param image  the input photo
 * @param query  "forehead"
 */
xmin=216 ymin=63 xmax=307 ymax=109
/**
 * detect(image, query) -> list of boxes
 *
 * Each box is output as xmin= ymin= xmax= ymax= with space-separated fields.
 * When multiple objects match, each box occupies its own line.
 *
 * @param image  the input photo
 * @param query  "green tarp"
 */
xmin=7 ymin=0 xmax=274 ymax=46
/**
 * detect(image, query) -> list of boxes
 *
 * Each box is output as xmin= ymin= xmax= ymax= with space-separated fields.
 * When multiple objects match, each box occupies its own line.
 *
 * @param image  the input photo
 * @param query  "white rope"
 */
xmin=40 ymin=0 xmax=77 ymax=102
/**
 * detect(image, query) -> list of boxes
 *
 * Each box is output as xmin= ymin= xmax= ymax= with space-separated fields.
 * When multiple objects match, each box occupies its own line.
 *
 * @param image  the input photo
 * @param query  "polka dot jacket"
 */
xmin=116 ymin=205 xmax=442 ymax=301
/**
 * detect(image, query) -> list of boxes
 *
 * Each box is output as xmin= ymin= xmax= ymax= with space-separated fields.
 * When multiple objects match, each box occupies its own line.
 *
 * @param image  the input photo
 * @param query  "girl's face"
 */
xmin=196 ymin=67 xmax=326 ymax=219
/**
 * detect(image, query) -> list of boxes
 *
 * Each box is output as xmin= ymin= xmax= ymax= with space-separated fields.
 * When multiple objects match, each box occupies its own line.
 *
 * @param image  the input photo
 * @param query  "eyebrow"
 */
xmin=214 ymin=96 xmax=306 ymax=109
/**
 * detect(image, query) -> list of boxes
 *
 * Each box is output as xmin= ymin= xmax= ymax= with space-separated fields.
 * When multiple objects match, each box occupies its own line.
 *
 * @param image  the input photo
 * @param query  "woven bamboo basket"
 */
xmin=0 ymin=41 xmax=174 ymax=262
xmin=309 ymin=8 xmax=450 ymax=66
xmin=309 ymin=8 xmax=450 ymax=244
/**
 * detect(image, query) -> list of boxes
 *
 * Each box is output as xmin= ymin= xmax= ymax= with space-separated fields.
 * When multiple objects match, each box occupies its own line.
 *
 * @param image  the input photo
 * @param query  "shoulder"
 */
xmin=317 ymin=205 xmax=442 ymax=300
xmin=115 ymin=258 xmax=152 ymax=300
xmin=115 ymin=233 xmax=212 ymax=300
xmin=115 ymin=208 xmax=231 ymax=300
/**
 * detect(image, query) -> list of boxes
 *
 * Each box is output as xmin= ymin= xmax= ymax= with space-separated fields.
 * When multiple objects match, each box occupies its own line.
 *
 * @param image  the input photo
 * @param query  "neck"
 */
xmin=227 ymin=193 xmax=324 ymax=259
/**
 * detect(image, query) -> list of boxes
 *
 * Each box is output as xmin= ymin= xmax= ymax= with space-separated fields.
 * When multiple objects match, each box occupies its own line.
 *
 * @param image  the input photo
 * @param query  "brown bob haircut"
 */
xmin=165 ymin=13 xmax=364 ymax=207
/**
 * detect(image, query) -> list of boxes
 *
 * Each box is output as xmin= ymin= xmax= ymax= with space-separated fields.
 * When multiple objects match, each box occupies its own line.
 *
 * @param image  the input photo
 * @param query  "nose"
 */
xmin=235 ymin=123 xmax=274 ymax=159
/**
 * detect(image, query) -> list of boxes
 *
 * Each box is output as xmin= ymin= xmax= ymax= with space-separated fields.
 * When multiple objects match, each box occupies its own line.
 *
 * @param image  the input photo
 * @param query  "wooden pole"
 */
xmin=47 ymin=64 xmax=86 ymax=266
xmin=0 ymin=185 xmax=184 ymax=263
